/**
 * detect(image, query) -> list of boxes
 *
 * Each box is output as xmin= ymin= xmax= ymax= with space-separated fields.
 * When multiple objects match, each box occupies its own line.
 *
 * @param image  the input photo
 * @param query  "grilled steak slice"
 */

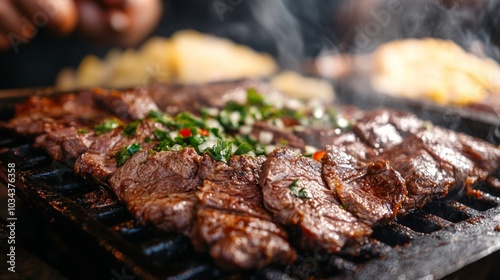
xmin=376 ymin=126 xmax=497 ymax=214
xmin=415 ymin=128 xmax=489 ymax=187
xmin=251 ymin=121 xmax=306 ymax=151
xmin=452 ymin=130 xmax=500 ymax=174
xmin=260 ymin=148 xmax=372 ymax=254
xmin=294 ymin=128 xmax=378 ymax=160
xmin=75 ymin=119 xmax=161 ymax=182
xmin=4 ymin=90 xmax=112 ymax=136
xmin=34 ymin=127 xmax=96 ymax=164
xmin=93 ymin=88 xmax=159 ymax=120
xmin=377 ymin=135 xmax=456 ymax=213
xmin=109 ymin=148 xmax=201 ymax=234
xmin=322 ymin=145 xmax=406 ymax=226
xmin=148 ymin=80 xmax=283 ymax=115
xmin=353 ymin=109 xmax=424 ymax=151
xmin=194 ymin=155 xmax=296 ymax=270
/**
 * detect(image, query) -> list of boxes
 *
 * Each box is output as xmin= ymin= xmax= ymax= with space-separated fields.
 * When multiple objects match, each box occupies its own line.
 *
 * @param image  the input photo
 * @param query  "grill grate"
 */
xmin=1 ymin=128 xmax=500 ymax=279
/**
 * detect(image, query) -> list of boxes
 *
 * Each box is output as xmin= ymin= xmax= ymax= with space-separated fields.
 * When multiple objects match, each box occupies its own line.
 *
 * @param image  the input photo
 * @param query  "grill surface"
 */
xmin=1 ymin=129 xmax=500 ymax=279
xmin=1 ymin=89 xmax=500 ymax=279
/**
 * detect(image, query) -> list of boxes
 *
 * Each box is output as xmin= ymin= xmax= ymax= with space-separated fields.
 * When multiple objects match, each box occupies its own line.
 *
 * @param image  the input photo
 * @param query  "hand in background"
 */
xmin=0 ymin=0 xmax=163 ymax=51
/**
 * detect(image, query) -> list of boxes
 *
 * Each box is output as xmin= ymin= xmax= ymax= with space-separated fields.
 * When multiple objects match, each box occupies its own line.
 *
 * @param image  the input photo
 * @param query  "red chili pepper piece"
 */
xmin=179 ymin=128 xmax=192 ymax=137
xmin=313 ymin=151 xmax=325 ymax=161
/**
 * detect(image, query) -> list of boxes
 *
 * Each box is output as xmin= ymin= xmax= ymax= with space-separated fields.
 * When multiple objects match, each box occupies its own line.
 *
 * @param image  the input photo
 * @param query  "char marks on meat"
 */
xmin=5 ymin=83 xmax=500 ymax=272
xmin=5 ymin=90 xmax=112 ymax=136
xmin=109 ymin=148 xmax=201 ymax=234
xmin=194 ymin=155 xmax=296 ymax=270
xmin=322 ymin=145 xmax=406 ymax=226
xmin=149 ymin=79 xmax=283 ymax=115
xmin=376 ymin=135 xmax=456 ymax=213
xmin=93 ymin=88 xmax=159 ymax=120
xmin=34 ymin=127 xmax=96 ymax=164
xmin=260 ymin=148 xmax=372 ymax=254
xmin=75 ymin=119 xmax=161 ymax=182
xmin=353 ymin=109 xmax=424 ymax=151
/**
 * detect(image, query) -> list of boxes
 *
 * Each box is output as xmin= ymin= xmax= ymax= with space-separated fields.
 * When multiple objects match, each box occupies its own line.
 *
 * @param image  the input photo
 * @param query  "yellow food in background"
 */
xmin=270 ymin=71 xmax=335 ymax=102
xmin=170 ymin=30 xmax=277 ymax=84
xmin=56 ymin=30 xmax=278 ymax=89
xmin=371 ymin=38 xmax=500 ymax=105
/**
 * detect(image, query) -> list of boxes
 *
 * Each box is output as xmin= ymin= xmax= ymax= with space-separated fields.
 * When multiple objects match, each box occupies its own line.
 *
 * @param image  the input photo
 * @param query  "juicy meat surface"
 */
xmin=322 ymin=145 xmax=406 ymax=226
xmin=260 ymin=148 xmax=372 ymax=254
xmin=148 ymin=80 xmax=283 ymax=115
xmin=5 ymin=91 xmax=111 ymax=136
xmin=379 ymin=136 xmax=456 ymax=213
xmin=34 ymin=127 xmax=96 ymax=164
xmin=252 ymin=121 xmax=305 ymax=151
xmin=109 ymin=148 xmax=201 ymax=234
xmin=375 ymin=125 xmax=497 ymax=214
xmin=75 ymin=119 xmax=162 ymax=182
xmin=353 ymin=109 xmax=424 ymax=152
xmin=195 ymin=155 xmax=296 ymax=270
xmin=93 ymin=88 xmax=159 ymax=120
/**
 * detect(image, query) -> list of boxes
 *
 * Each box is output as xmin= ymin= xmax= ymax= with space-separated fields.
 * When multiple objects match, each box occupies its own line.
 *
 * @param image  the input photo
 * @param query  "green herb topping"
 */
xmin=115 ymin=143 xmax=141 ymax=167
xmin=123 ymin=120 xmax=140 ymax=137
xmin=289 ymin=179 xmax=313 ymax=199
xmin=94 ymin=119 xmax=121 ymax=135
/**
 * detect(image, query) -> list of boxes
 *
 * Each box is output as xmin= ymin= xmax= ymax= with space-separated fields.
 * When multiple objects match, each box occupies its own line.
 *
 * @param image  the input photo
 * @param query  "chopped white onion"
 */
xmin=305 ymin=145 xmax=318 ymax=155
xmin=205 ymin=119 xmax=224 ymax=132
xmin=273 ymin=118 xmax=285 ymax=129
xmin=337 ymin=117 xmax=349 ymax=128
xmin=205 ymin=107 xmax=219 ymax=117
xmin=244 ymin=115 xmax=255 ymax=126
xmin=239 ymin=125 xmax=252 ymax=135
xmin=231 ymin=143 xmax=238 ymax=153
xmin=198 ymin=139 xmax=217 ymax=152
xmin=229 ymin=111 xmax=241 ymax=128
xmin=265 ymin=145 xmax=276 ymax=154
xmin=259 ymin=131 xmax=274 ymax=145
xmin=171 ymin=144 xmax=183 ymax=151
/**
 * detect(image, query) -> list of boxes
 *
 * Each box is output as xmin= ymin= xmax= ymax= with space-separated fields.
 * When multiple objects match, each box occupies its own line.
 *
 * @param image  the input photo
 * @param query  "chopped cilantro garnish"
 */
xmin=148 ymin=110 xmax=174 ymax=126
xmin=206 ymin=140 xmax=233 ymax=163
xmin=154 ymin=139 xmax=173 ymax=152
xmin=289 ymin=179 xmax=312 ymax=199
xmin=77 ymin=129 xmax=88 ymax=134
xmin=247 ymin=88 xmax=265 ymax=106
xmin=123 ymin=120 xmax=140 ymax=137
xmin=115 ymin=143 xmax=141 ymax=167
xmin=234 ymin=142 xmax=253 ymax=155
xmin=175 ymin=112 xmax=205 ymax=129
xmin=94 ymin=119 xmax=121 ymax=135
xmin=154 ymin=129 xmax=170 ymax=140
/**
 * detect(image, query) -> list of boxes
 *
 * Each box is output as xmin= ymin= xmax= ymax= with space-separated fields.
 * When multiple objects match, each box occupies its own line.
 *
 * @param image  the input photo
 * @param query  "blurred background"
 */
xmin=2 ymin=0 xmax=500 ymax=115
xmin=0 ymin=0 xmax=499 ymax=87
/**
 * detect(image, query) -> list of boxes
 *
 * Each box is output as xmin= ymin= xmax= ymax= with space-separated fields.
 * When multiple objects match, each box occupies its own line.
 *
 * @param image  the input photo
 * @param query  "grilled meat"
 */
xmin=75 ymin=119 xmax=161 ymax=182
xmin=148 ymin=79 xmax=282 ymax=115
xmin=353 ymin=109 xmax=424 ymax=151
xmin=3 ymin=82 xmax=500 ymax=272
xmin=195 ymin=155 xmax=296 ymax=270
xmin=322 ymin=145 xmax=406 ymax=226
xmin=260 ymin=148 xmax=372 ymax=254
xmin=109 ymin=148 xmax=201 ymax=235
xmin=93 ymin=88 xmax=159 ymax=120
xmin=251 ymin=121 xmax=306 ymax=151
xmin=34 ymin=127 xmax=96 ymax=164
xmin=4 ymin=90 xmax=111 ymax=136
